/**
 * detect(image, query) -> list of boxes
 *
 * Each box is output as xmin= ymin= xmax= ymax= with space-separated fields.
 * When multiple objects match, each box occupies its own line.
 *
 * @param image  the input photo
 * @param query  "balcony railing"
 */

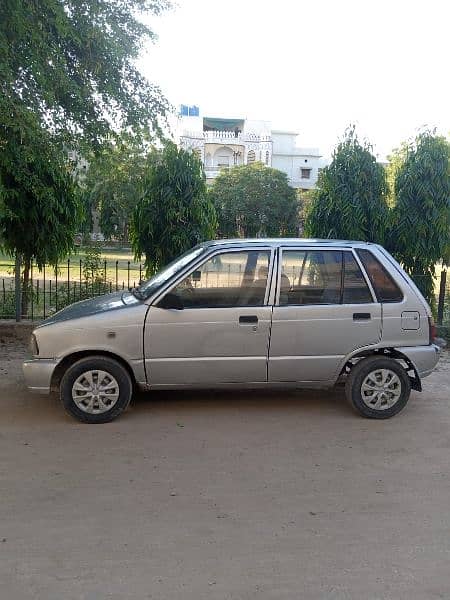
xmin=181 ymin=131 xmax=272 ymax=144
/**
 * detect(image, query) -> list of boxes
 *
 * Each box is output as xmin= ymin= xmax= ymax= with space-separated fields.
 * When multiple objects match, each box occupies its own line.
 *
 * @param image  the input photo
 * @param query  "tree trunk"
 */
xmin=21 ymin=257 xmax=31 ymax=317
xmin=437 ymin=268 xmax=447 ymax=325
xmin=15 ymin=253 xmax=22 ymax=322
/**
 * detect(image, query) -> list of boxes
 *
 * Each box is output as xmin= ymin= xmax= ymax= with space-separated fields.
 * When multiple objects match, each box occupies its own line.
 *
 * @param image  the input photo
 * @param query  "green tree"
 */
xmin=0 ymin=112 xmax=81 ymax=311
xmin=385 ymin=143 xmax=408 ymax=207
xmin=209 ymin=162 xmax=299 ymax=237
xmin=82 ymin=135 xmax=150 ymax=242
xmin=0 ymin=0 xmax=170 ymax=148
xmin=131 ymin=143 xmax=217 ymax=275
xmin=389 ymin=130 xmax=450 ymax=301
xmin=305 ymin=126 xmax=389 ymax=243
xmin=0 ymin=0 xmax=170 ymax=310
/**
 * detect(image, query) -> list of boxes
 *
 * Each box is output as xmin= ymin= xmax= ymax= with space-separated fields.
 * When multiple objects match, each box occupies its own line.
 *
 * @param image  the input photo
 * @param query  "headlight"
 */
xmin=29 ymin=333 xmax=39 ymax=356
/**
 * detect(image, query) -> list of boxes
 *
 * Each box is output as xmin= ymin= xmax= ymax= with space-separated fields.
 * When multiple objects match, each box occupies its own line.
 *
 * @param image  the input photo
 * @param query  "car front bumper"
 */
xmin=395 ymin=344 xmax=442 ymax=379
xmin=23 ymin=358 xmax=60 ymax=394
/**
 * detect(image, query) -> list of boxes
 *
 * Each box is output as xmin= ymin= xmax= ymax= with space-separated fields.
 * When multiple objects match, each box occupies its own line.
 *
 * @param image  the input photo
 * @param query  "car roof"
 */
xmin=201 ymin=238 xmax=376 ymax=249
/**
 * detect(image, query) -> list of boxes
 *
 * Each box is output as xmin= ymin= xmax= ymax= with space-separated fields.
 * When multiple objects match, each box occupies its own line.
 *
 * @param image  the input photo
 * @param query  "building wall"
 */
xmin=176 ymin=112 xmax=325 ymax=190
xmin=271 ymin=131 xmax=322 ymax=189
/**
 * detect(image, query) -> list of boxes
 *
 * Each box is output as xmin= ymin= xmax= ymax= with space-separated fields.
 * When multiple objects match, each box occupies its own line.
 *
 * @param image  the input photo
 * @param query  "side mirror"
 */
xmin=157 ymin=292 xmax=184 ymax=310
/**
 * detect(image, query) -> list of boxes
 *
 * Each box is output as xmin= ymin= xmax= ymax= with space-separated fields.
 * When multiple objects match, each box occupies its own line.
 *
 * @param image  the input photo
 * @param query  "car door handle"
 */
xmin=239 ymin=315 xmax=258 ymax=324
xmin=353 ymin=312 xmax=371 ymax=320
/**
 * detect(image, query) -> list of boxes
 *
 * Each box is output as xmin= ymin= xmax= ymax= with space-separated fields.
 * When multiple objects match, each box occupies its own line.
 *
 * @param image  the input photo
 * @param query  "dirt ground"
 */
xmin=1 ymin=341 xmax=450 ymax=600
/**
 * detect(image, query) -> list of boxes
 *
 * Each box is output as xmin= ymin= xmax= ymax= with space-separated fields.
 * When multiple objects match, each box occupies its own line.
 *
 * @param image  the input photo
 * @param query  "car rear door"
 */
xmin=268 ymin=247 xmax=382 ymax=383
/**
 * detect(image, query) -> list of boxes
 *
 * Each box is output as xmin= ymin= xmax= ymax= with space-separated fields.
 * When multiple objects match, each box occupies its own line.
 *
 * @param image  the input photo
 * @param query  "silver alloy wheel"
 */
xmin=71 ymin=369 xmax=120 ymax=414
xmin=360 ymin=368 xmax=402 ymax=410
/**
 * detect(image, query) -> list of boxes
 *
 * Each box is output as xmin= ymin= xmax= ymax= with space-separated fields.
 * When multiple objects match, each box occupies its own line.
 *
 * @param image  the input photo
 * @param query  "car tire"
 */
xmin=60 ymin=356 xmax=133 ymax=423
xmin=345 ymin=356 xmax=411 ymax=419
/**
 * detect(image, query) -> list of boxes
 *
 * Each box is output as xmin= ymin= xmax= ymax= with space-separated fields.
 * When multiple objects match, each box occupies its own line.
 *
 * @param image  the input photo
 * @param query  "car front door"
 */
xmin=269 ymin=248 xmax=382 ymax=383
xmin=144 ymin=248 xmax=275 ymax=386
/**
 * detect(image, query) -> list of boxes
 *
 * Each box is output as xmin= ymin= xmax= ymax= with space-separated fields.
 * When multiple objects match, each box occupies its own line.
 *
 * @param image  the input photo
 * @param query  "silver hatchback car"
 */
xmin=23 ymin=239 xmax=441 ymax=423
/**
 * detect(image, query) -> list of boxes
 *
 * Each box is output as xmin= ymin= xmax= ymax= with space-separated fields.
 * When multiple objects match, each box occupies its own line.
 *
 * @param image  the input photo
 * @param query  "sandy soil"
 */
xmin=1 ymin=342 xmax=449 ymax=600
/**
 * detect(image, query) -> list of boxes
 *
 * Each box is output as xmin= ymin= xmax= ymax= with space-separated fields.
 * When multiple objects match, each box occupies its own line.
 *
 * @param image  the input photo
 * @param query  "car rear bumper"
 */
xmin=23 ymin=358 xmax=59 ymax=394
xmin=395 ymin=344 xmax=442 ymax=379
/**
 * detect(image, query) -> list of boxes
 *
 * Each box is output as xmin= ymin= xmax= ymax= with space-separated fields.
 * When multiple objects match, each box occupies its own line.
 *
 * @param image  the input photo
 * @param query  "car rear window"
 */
xmin=280 ymin=250 xmax=374 ymax=305
xmin=343 ymin=252 xmax=373 ymax=304
xmin=356 ymin=249 xmax=404 ymax=303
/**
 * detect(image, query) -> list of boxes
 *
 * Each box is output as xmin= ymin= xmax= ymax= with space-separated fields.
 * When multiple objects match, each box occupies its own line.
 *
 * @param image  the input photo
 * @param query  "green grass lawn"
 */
xmin=0 ymin=246 xmax=145 ymax=283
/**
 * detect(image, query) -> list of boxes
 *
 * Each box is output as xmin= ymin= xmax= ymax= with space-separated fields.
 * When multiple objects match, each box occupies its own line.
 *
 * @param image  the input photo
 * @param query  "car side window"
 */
xmin=169 ymin=251 xmax=270 ymax=308
xmin=280 ymin=250 xmax=342 ymax=305
xmin=343 ymin=252 xmax=373 ymax=303
xmin=356 ymin=249 xmax=404 ymax=303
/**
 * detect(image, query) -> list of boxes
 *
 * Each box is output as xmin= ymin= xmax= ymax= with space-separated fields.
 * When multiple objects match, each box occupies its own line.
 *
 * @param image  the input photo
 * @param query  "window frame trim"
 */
xmin=349 ymin=249 xmax=378 ymax=304
xmin=275 ymin=247 xmax=377 ymax=307
xmin=154 ymin=246 xmax=276 ymax=310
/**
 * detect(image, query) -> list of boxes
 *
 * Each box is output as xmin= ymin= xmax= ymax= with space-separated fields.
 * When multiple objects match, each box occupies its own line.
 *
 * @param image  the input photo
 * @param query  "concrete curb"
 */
xmin=0 ymin=320 xmax=40 ymax=345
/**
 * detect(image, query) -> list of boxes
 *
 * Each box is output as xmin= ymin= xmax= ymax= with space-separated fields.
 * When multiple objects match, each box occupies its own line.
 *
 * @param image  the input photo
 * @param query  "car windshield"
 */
xmin=134 ymin=246 xmax=206 ymax=300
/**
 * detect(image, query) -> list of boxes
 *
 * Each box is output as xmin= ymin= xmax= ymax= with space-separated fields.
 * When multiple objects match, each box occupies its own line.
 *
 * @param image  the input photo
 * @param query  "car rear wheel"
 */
xmin=60 ymin=356 xmax=133 ymax=423
xmin=345 ymin=356 xmax=411 ymax=419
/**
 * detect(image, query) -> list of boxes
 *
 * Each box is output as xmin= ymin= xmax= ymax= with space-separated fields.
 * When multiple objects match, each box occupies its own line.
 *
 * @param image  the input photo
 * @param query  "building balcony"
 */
xmin=181 ymin=130 xmax=272 ymax=145
xmin=204 ymin=165 xmax=235 ymax=178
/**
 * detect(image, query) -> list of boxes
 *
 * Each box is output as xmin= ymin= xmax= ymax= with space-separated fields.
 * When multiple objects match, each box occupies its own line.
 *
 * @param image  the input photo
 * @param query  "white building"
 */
xmin=176 ymin=108 xmax=324 ymax=190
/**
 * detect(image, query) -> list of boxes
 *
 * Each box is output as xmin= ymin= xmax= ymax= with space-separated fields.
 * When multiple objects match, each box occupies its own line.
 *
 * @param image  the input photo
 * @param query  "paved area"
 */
xmin=1 ymin=342 xmax=449 ymax=600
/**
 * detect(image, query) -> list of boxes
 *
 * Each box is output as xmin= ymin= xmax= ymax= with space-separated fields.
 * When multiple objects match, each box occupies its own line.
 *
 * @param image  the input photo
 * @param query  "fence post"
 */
xmin=67 ymin=259 xmax=70 ymax=306
xmin=437 ymin=269 xmax=447 ymax=326
xmin=30 ymin=261 xmax=34 ymax=321
xmin=15 ymin=253 xmax=21 ymax=322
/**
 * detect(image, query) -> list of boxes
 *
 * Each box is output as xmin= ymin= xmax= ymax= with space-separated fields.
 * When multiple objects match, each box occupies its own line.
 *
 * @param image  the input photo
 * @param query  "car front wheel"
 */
xmin=345 ymin=356 xmax=411 ymax=419
xmin=60 ymin=356 xmax=133 ymax=423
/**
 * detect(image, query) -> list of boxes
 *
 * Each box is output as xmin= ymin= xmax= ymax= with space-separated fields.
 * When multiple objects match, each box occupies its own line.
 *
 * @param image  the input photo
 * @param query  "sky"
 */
xmin=138 ymin=0 xmax=449 ymax=159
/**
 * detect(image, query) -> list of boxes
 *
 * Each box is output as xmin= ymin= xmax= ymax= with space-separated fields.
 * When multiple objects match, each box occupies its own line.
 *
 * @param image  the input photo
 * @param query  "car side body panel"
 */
xmin=269 ymin=302 xmax=382 ymax=382
xmin=22 ymin=239 xmax=442 ymax=397
xmin=144 ymin=305 xmax=273 ymax=385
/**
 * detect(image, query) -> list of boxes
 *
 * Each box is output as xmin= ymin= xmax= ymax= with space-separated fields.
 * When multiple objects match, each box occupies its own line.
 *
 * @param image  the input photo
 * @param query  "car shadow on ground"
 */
xmin=130 ymin=384 xmax=355 ymax=420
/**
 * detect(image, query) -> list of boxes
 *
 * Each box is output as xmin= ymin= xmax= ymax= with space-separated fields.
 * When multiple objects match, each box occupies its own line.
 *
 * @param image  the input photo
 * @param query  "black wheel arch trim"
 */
xmin=51 ymin=350 xmax=137 ymax=391
xmin=339 ymin=347 xmax=422 ymax=392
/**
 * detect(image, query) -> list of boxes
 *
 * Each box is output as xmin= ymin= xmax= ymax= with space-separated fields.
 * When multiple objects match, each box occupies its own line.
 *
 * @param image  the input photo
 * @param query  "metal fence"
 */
xmin=1 ymin=258 xmax=145 ymax=321
xmin=1 ymin=259 xmax=449 ymax=325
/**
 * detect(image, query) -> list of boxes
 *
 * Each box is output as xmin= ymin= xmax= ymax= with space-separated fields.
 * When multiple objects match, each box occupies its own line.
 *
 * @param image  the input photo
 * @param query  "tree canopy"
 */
xmin=0 ymin=0 xmax=171 ymax=148
xmin=81 ymin=134 xmax=150 ymax=242
xmin=389 ymin=130 xmax=450 ymax=300
xmin=0 ymin=109 xmax=81 ymax=308
xmin=305 ymin=126 xmax=389 ymax=243
xmin=131 ymin=143 xmax=217 ymax=275
xmin=209 ymin=162 xmax=299 ymax=238
xmin=0 ymin=0 xmax=170 ymax=298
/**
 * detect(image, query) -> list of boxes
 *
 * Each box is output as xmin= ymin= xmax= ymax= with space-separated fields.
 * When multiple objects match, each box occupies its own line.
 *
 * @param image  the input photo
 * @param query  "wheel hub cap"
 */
xmin=71 ymin=370 xmax=120 ymax=414
xmin=360 ymin=368 xmax=402 ymax=410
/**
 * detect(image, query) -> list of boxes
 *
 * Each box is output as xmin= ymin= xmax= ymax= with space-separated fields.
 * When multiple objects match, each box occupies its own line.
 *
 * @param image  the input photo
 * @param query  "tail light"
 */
xmin=428 ymin=316 xmax=437 ymax=344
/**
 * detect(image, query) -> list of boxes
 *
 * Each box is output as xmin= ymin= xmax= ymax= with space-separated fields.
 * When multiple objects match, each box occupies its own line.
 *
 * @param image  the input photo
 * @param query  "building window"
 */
xmin=301 ymin=168 xmax=311 ymax=179
xmin=217 ymin=155 xmax=230 ymax=168
xmin=265 ymin=151 xmax=270 ymax=165
xmin=247 ymin=150 xmax=256 ymax=164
